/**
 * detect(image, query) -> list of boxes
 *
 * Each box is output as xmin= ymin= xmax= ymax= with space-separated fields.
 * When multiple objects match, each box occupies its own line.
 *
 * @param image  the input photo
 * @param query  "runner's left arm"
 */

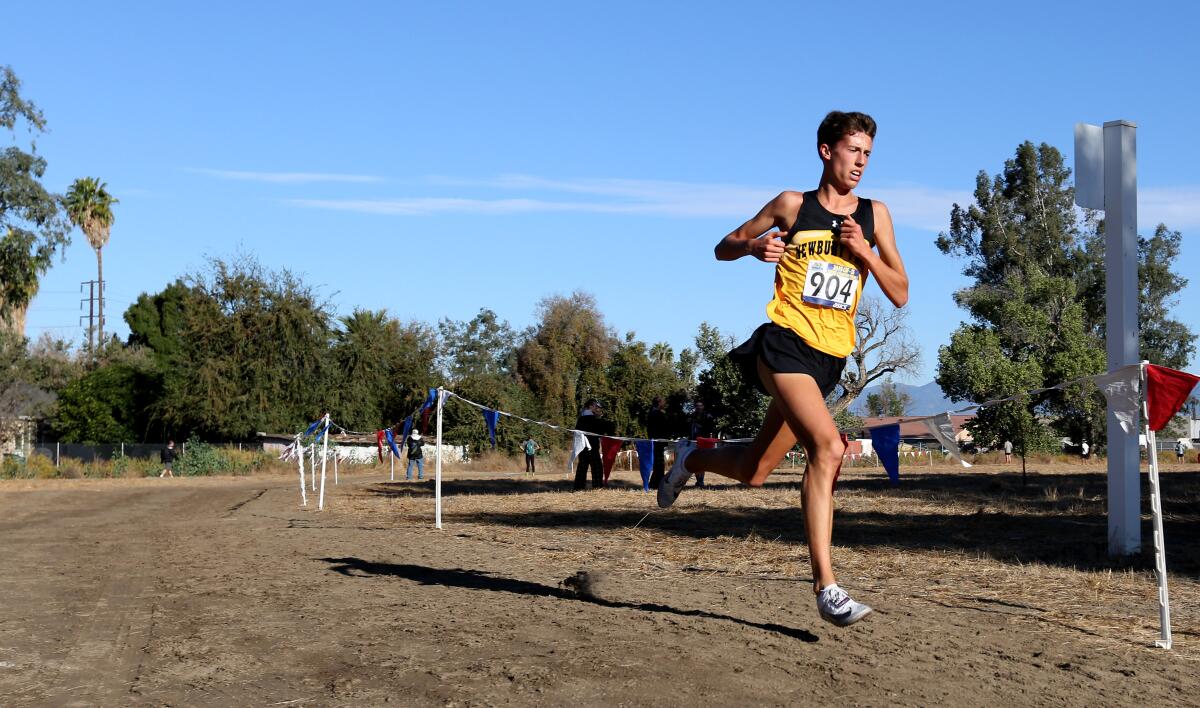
xmin=838 ymin=201 xmax=908 ymax=308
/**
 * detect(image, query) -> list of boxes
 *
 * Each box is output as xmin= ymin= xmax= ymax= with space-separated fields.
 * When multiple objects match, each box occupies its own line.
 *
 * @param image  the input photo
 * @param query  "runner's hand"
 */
xmin=749 ymin=231 xmax=787 ymax=263
xmin=838 ymin=215 xmax=872 ymax=261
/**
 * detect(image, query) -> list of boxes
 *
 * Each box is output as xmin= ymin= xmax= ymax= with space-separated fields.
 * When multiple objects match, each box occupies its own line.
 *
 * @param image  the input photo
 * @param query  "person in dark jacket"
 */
xmin=573 ymin=399 xmax=609 ymax=490
xmin=406 ymin=430 xmax=425 ymax=481
xmin=159 ymin=440 xmax=176 ymax=478
xmin=646 ymin=396 xmax=670 ymax=489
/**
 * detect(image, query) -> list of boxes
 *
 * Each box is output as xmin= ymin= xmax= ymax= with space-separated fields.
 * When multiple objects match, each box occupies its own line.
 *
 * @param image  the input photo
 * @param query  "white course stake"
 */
xmin=389 ymin=445 xmax=394 ymax=481
xmin=297 ymin=439 xmax=308 ymax=507
xmin=310 ymin=443 xmax=317 ymax=491
xmin=1141 ymin=363 xmax=1173 ymax=649
xmin=318 ymin=414 xmax=330 ymax=511
xmin=436 ymin=387 xmax=444 ymax=530
xmin=334 ymin=449 xmax=339 ymax=485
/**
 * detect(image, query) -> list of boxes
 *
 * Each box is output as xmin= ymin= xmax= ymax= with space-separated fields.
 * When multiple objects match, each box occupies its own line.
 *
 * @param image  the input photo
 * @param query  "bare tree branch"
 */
xmin=829 ymin=296 xmax=921 ymax=415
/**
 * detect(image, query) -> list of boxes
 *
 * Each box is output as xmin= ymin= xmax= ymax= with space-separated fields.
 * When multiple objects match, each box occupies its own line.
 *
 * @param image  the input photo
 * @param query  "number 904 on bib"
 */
xmin=802 ymin=260 xmax=860 ymax=311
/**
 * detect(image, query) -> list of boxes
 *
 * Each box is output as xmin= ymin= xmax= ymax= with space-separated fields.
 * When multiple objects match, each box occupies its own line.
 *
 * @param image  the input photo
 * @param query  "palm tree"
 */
xmin=64 ymin=177 xmax=118 ymax=354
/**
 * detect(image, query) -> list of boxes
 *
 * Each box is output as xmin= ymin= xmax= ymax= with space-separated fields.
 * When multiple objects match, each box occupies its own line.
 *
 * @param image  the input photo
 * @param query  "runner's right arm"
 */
xmin=714 ymin=191 xmax=802 ymax=262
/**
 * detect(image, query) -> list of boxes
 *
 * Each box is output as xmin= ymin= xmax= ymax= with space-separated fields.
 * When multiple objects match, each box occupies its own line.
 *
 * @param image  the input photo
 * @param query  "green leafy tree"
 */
xmin=439 ymin=308 xmax=530 ymax=452
xmin=50 ymin=347 xmax=159 ymax=443
xmin=864 ymin=378 xmax=912 ymax=417
xmin=515 ymin=292 xmax=615 ymax=426
xmin=159 ymin=256 xmax=334 ymax=439
xmin=0 ymin=66 xmax=70 ymax=335
xmin=332 ymin=309 xmax=438 ymax=433
xmin=936 ymin=141 xmax=1194 ymax=449
xmin=693 ymin=322 xmax=767 ymax=438
xmin=124 ymin=279 xmax=191 ymax=365
xmin=63 ymin=177 xmax=118 ymax=353
xmin=935 ymin=142 xmax=1103 ymax=450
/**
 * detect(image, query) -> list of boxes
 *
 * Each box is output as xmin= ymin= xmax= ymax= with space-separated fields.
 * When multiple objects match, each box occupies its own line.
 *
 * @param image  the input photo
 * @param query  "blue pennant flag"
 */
xmin=304 ymin=418 xmax=322 ymax=436
xmin=868 ymin=424 xmax=901 ymax=486
xmin=400 ymin=416 xmax=413 ymax=446
xmin=634 ymin=440 xmax=655 ymax=491
xmin=482 ymin=409 xmax=500 ymax=448
xmin=420 ymin=388 xmax=437 ymax=412
xmin=384 ymin=428 xmax=402 ymax=458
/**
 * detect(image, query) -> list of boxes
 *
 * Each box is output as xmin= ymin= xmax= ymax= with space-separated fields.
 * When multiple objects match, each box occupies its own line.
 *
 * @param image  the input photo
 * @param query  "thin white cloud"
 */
xmin=1141 ymin=187 xmax=1200 ymax=230
xmin=288 ymin=174 xmax=971 ymax=232
xmin=189 ymin=168 xmax=382 ymax=184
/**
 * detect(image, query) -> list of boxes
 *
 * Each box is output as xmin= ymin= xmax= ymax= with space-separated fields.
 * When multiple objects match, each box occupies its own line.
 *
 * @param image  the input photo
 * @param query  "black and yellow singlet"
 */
xmin=766 ymin=191 xmax=875 ymax=359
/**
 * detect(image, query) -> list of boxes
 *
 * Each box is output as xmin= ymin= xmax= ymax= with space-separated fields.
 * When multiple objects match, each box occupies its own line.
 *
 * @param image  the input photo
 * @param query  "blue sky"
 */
xmin=6 ymin=1 xmax=1199 ymax=384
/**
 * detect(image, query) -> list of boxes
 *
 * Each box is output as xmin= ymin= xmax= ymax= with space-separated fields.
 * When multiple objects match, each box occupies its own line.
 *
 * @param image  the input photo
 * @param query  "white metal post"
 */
xmin=310 ymin=443 xmax=317 ymax=491
xmin=389 ymin=445 xmax=394 ymax=481
xmin=1141 ymin=363 xmax=1173 ymax=649
xmin=297 ymin=438 xmax=307 ymax=507
xmin=334 ymin=447 xmax=339 ymax=485
xmin=1076 ymin=120 xmax=1141 ymax=555
xmin=1105 ymin=120 xmax=1140 ymax=555
xmin=318 ymin=414 xmax=329 ymax=511
xmin=436 ymin=387 xmax=444 ymax=530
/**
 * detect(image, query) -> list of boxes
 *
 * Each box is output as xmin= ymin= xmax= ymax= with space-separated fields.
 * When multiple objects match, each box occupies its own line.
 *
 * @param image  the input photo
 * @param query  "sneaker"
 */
xmin=816 ymin=584 xmax=872 ymax=627
xmin=657 ymin=440 xmax=696 ymax=509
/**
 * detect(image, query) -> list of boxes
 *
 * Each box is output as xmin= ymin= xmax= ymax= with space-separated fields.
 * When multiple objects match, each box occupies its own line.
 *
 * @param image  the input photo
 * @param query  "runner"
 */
xmin=657 ymin=111 xmax=909 ymax=627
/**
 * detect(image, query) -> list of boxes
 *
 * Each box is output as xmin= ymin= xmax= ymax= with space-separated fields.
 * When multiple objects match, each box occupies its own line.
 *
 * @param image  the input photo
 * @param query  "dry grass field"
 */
xmin=1 ymin=457 xmax=1197 ymax=705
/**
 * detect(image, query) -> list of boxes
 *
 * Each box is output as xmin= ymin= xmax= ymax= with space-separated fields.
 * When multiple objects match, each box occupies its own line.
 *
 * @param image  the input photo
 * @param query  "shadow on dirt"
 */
xmin=449 ymin=470 xmax=1200 ymax=578
xmin=320 ymin=557 xmax=819 ymax=643
xmin=364 ymin=478 xmax=647 ymax=498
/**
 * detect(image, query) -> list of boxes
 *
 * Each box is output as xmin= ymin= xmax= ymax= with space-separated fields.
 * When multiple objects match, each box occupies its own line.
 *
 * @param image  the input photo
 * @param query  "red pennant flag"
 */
xmin=1146 ymin=364 xmax=1200 ymax=432
xmin=600 ymin=437 xmax=623 ymax=483
xmin=376 ymin=430 xmax=386 ymax=463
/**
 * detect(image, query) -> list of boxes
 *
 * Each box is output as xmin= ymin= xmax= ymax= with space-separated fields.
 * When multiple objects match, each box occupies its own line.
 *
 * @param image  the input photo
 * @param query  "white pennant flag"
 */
xmin=568 ymin=431 xmax=591 ymax=473
xmin=1092 ymin=365 xmax=1141 ymax=435
xmin=922 ymin=413 xmax=972 ymax=468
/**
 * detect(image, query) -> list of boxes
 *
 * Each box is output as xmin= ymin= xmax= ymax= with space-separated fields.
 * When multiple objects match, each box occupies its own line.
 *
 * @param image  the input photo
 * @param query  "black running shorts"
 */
xmin=728 ymin=323 xmax=847 ymax=398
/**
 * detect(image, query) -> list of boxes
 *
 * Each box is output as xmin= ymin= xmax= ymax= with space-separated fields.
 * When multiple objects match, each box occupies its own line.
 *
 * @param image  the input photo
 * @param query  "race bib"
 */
xmin=802 ymin=260 xmax=859 ymax=311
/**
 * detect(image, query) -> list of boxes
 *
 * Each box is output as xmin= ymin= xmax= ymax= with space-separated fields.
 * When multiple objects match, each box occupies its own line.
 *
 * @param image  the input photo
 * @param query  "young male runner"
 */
xmin=657 ymin=111 xmax=909 ymax=627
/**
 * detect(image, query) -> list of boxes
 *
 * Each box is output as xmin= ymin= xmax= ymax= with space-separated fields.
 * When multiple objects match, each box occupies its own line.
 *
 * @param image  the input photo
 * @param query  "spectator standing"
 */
xmin=646 ymin=396 xmax=670 ymax=489
xmin=1081 ymin=440 xmax=1090 ymax=460
xmin=688 ymin=401 xmax=715 ymax=487
xmin=1177 ymin=440 xmax=1186 ymax=463
xmin=159 ymin=440 xmax=176 ymax=478
xmin=522 ymin=437 xmax=540 ymax=475
xmin=406 ymin=430 xmax=425 ymax=480
xmin=1003 ymin=440 xmax=1013 ymax=465
xmin=573 ymin=399 xmax=609 ymax=490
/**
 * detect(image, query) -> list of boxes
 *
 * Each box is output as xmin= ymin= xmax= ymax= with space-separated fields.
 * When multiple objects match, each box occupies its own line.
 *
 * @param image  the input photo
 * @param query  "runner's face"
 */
xmin=821 ymin=132 xmax=872 ymax=190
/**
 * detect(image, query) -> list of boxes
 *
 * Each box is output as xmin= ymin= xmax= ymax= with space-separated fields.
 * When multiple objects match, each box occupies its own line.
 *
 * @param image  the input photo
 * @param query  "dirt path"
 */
xmin=0 ymin=473 xmax=1195 ymax=706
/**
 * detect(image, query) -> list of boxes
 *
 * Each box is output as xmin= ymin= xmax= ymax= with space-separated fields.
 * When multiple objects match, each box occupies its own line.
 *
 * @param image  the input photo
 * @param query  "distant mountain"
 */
xmin=848 ymin=380 xmax=965 ymax=417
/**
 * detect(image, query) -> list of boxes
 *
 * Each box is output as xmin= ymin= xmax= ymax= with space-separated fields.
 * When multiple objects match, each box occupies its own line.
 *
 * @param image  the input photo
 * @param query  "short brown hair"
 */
xmin=817 ymin=111 xmax=877 ymax=148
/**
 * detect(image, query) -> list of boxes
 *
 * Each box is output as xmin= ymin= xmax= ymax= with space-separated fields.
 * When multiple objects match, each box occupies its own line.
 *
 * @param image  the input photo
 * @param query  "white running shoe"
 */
xmin=816 ymin=584 xmax=872 ymax=627
xmin=657 ymin=440 xmax=696 ymax=509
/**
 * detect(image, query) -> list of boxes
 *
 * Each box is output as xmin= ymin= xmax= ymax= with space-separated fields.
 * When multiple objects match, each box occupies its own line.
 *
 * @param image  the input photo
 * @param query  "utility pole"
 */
xmin=79 ymin=279 xmax=98 ymax=359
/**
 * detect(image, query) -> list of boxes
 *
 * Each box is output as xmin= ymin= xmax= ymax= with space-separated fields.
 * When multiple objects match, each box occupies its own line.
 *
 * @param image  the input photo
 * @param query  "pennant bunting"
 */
xmin=568 ymin=431 xmax=591 ymax=473
xmin=376 ymin=430 xmax=385 ymax=463
xmin=1093 ymin=365 xmax=1141 ymax=435
xmin=482 ymin=409 xmax=500 ymax=448
xmin=922 ymin=413 xmax=972 ymax=468
xmin=868 ymin=424 xmax=901 ymax=486
xmin=600 ymin=437 xmax=623 ymax=483
xmin=400 ymin=416 xmax=413 ymax=447
xmin=304 ymin=418 xmax=323 ymax=436
xmin=1146 ymin=364 xmax=1200 ymax=432
xmin=385 ymin=428 xmax=402 ymax=458
xmin=634 ymin=440 xmax=654 ymax=491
